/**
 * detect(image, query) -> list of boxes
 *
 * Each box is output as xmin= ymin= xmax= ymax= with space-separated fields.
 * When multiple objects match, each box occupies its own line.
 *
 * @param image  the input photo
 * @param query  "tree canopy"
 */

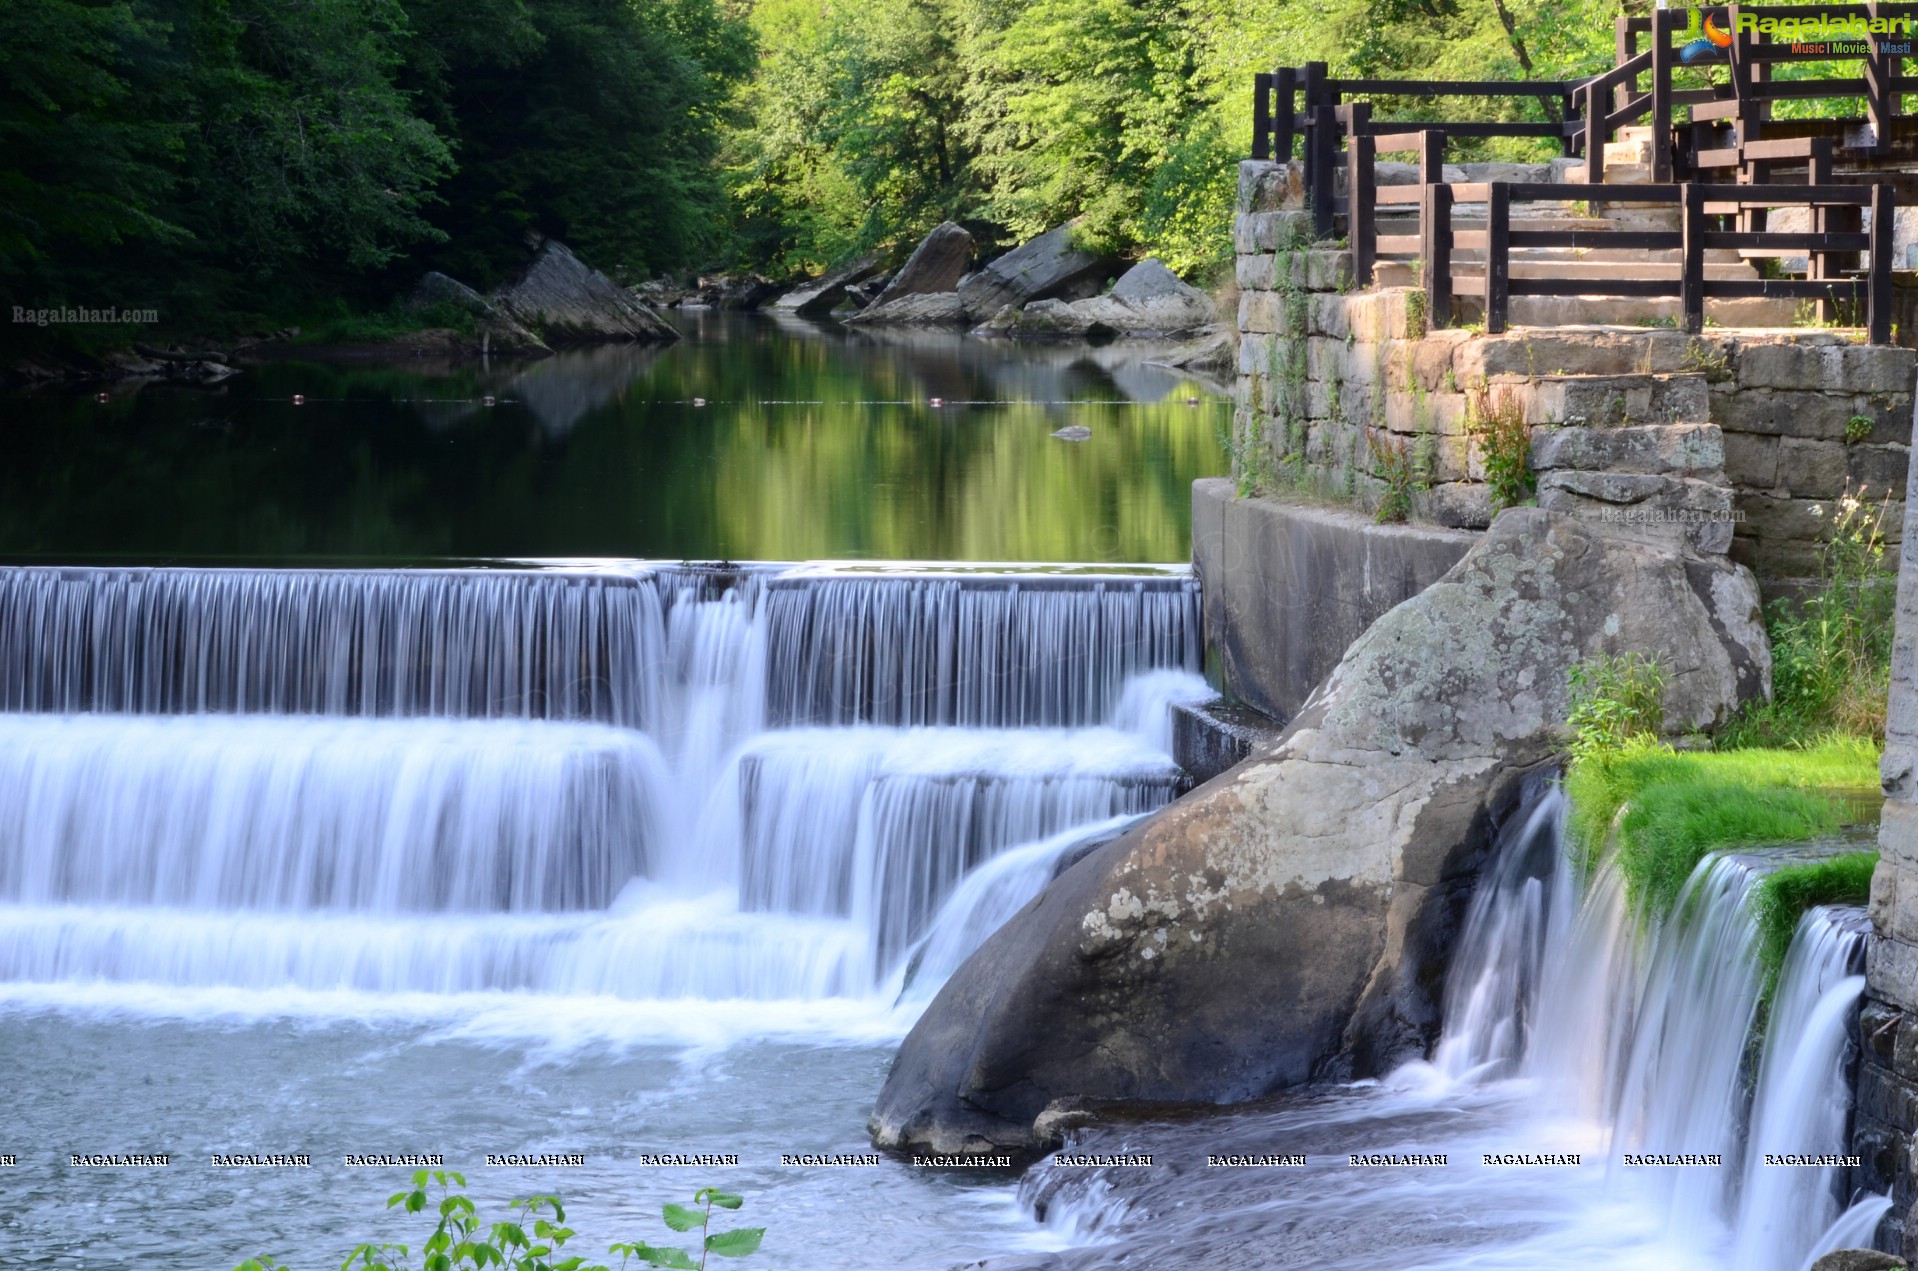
xmin=1 ymin=0 xmax=1637 ymax=339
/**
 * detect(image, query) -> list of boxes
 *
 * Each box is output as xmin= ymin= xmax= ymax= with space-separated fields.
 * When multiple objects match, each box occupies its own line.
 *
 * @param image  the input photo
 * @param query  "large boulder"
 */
xmin=841 ymin=291 xmax=971 ymax=327
xmin=868 ymin=222 xmax=974 ymax=309
xmin=958 ymin=224 xmax=1115 ymax=318
xmin=976 ymin=260 xmax=1217 ymax=341
xmin=491 ymin=239 xmax=678 ymax=344
xmin=772 ymin=253 xmax=884 ymax=316
xmin=869 ymin=508 xmax=1770 ymax=1158
xmin=409 ymin=271 xmax=550 ymax=356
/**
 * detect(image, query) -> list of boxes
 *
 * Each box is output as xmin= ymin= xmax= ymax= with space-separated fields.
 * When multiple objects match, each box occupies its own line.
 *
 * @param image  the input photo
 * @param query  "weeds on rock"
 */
xmin=1566 ymin=652 xmax=1667 ymax=762
xmin=1369 ymin=429 xmax=1423 ymax=523
xmin=1749 ymin=852 xmax=1878 ymax=1010
xmin=1719 ymin=480 xmax=1897 ymax=746
xmin=1467 ymin=385 xmax=1534 ymax=511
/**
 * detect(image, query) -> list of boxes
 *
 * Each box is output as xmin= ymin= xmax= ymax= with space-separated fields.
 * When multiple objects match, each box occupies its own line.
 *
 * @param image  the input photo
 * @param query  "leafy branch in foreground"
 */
xmin=614 ymin=1187 xmax=764 ymax=1270
xmin=232 ymin=1173 xmax=767 ymax=1271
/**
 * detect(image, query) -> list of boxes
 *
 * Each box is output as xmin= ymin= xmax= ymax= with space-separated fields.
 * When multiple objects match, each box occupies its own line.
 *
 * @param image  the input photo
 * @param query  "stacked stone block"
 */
xmin=1231 ymin=159 xmax=1914 ymax=583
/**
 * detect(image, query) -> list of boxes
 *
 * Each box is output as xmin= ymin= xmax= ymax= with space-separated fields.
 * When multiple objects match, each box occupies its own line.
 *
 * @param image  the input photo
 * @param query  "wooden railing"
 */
xmin=1360 ymin=140 xmax=1896 ymax=343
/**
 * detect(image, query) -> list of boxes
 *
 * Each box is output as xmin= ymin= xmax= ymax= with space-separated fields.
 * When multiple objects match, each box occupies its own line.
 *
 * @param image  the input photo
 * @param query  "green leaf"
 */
xmin=700 ymin=1191 xmax=743 ymax=1211
xmin=660 ymin=1204 xmax=705 ymax=1233
xmin=704 ymin=1228 xmax=764 ymax=1258
xmin=626 ymin=1243 xmax=699 ymax=1270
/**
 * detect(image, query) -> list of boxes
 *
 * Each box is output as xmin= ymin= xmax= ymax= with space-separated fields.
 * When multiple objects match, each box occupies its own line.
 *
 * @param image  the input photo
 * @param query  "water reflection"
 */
xmin=0 ymin=313 xmax=1227 ymax=562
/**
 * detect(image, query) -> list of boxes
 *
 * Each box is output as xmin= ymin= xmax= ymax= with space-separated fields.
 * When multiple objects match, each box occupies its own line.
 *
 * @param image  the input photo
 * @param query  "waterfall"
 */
xmin=0 ymin=561 xmax=1198 ymax=1010
xmin=0 ymin=566 xmax=668 ymax=724
xmin=1733 ymin=907 xmax=1871 ymax=1271
xmin=762 ymin=568 xmax=1202 ymax=727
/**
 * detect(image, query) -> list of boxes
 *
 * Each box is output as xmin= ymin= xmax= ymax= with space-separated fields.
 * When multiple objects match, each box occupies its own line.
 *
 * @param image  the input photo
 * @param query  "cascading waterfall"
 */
xmin=761 ymin=567 xmax=1202 ymax=727
xmin=0 ymin=562 xmax=1203 ymax=1010
xmin=1020 ymin=785 xmax=1887 ymax=1269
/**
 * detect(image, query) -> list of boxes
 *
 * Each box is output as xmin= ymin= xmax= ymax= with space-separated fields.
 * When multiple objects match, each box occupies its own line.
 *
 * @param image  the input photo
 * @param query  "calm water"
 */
xmin=0 ymin=313 xmax=1226 ymax=563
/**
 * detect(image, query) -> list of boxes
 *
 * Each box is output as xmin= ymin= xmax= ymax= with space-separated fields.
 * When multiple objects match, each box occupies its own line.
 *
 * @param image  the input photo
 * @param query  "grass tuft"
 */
xmin=1564 ymin=737 xmax=1881 ymax=921
xmin=1748 ymin=851 xmax=1877 ymax=1007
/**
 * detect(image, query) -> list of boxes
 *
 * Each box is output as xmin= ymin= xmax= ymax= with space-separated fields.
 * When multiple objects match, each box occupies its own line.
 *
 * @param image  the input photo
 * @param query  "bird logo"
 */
xmin=1679 ymin=7 xmax=1734 ymax=61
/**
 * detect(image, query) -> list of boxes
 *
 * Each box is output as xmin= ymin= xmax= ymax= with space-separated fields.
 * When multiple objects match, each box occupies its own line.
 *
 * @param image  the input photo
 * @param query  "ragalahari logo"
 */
xmin=1679 ymin=7 xmax=1735 ymax=62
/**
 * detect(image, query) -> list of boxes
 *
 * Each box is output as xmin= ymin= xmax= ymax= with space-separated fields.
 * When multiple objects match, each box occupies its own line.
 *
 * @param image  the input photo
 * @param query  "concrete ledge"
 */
xmin=1192 ymin=478 xmax=1479 ymax=720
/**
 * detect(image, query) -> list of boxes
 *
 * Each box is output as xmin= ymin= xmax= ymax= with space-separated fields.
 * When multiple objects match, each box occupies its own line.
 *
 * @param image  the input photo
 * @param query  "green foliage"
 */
xmin=1719 ymin=482 xmax=1897 ymax=748
xmin=234 ymin=1174 xmax=767 ymax=1271
xmin=1468 ymin=385 xmax=1534 ymax=511
xmin=1847 ymin=414 xmax=1875 ymax=444
xmin=614 ymin=1188 xmax=765 ymax=1271
xmin=1748 ymin=851 xmax=1878 ymax=1006
xmin=1562 ymin=738 xmax=1881 ymax=920
xmin=1565 ymin=653 xmax=1666 ymax=761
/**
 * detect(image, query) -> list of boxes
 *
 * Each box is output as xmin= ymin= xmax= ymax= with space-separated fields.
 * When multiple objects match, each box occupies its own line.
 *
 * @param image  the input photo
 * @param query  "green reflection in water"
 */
xmin=1 ymin=312 xmax=1227 ymax=563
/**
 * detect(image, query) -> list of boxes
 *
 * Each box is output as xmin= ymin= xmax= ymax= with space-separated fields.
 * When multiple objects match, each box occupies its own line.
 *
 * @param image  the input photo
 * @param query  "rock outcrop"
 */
xmin=491 ymin=239 xmax=678 ymax=344
xmin=868 ymin=222 xmax=974 ymax=309
xmin=957 ymin=224 xmax=1115 ymax=318
xmin=842 ymin=291 xmax=971 ymax=327
xmin=870 ymin=508 xmax=1769 ymax=1159
xmin=410 ymin=272 xmax=551 ymax=355
xmin=772 ymin=254 xmax=884 ymax=316
xmin=975 ymin=259 xmax=1216 ymax=340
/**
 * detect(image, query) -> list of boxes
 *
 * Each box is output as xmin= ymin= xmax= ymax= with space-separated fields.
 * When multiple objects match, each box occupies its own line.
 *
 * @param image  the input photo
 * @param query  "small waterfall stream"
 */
xmin=1021 ymin=781 xmax=1885 ymax=1270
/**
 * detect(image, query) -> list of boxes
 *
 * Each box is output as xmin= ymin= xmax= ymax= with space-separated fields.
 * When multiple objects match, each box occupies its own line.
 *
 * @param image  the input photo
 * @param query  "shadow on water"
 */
xmin=0 ymin=312 xmax=1228 ymax=563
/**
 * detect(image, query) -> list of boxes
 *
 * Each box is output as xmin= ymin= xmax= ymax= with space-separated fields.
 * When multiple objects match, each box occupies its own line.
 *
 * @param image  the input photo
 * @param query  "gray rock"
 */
xmin=842 ymin=291 xmax=971 ymax=327
xmin=869 ymin=508 xmax=1769 ymax=1159
xmin=772 ymin=254 xmax=884 ymax=316
xmin=1529 ymin=423 xmax=1725 ymax=477
xmin=958 ymin=224 xmax=1115 ymax=319
xmin=491 ymin=240 xmax=678 ymax=344
xmin=1146 ymin=330 xmax=1235 ymax=374
xmin=1810 ymin=1253 xmax=1905 ymax=1271
xmin=1051 ymin=426 xmax=1091 ymax=441
xmin=1536 ymin=469 xmax=1737 ymax=555
xmin=1069 ymin=259 xmax=1216 ymax=337
xmin=985 ymin=260 xmax=1217 ymax=341
xmin=869 ymin=223 xmax=974 ymax=308
xmin=411 ymin=271 xmax=551 ymax=355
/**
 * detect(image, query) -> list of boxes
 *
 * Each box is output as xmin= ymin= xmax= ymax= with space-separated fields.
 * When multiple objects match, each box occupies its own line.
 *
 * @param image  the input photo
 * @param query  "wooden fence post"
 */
xmin=1302 ymin=62 xmax=1327 ymax=210
xmin=1420 ymin=130 xmax=1452 ymax=329
xmin=1313 ymin=104 xmax=1337 ymax=240
xmin=1870 ymin=182 xmax=1895 ymax=346
xmin=1486 ymin=183 xmax=1511 ymax=335
xmin=1252 ymin=72 xmax=1272 ymax=160
xmin=1584 ymin=81 xmax=1607 ymax=194
xmin=1615 ymin=15 xmax=1637 ymax=114
xmin=1681 ymin=182 xmax=1706 ymax=335
xmin=1650 ymin=8 xmax=1674 ymax=183
xmin=1274 ymin=67 xmax=1297 ymax=162
xmin=1347 ymin=103 xmax=1375 ymax=287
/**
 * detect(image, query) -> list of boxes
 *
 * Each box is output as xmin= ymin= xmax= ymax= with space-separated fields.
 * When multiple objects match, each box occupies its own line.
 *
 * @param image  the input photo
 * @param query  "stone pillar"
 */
xmin=1860 ymin=396 xmax=1918 ymax=1259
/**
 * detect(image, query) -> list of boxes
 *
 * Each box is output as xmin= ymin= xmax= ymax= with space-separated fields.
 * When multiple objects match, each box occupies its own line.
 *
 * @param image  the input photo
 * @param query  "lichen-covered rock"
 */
xmin=491 ymin=240 xmax=677 ymax=344
xmin=1809 ymin=1252 xmax=1905 ymax=1271
xmin=869 ymin=508 xmax=1769 ymax=1159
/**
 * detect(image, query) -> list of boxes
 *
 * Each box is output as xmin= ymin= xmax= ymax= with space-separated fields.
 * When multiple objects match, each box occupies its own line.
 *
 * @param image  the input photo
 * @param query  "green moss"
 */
xmin=1564 ymin=737 xmax=1880 ymax=920
xmin=1748 ymin=851 xmax=1877 ymax=1006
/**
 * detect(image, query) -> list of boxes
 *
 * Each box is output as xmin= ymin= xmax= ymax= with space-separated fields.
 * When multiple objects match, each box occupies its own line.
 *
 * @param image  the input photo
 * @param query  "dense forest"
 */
xmin=3 ymin=0 xmax=1621 ymax=343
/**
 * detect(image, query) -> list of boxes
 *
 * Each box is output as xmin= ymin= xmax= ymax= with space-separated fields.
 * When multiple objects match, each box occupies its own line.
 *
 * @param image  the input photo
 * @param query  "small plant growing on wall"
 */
xmin=1467 ymin=385 xmax=1534 ymax=511
xmin=1369 ymin=429 xmax=1423 ymax=524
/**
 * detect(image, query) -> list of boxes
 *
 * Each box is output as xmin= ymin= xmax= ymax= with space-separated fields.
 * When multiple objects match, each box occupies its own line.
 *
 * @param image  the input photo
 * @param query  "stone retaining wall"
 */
xmin=1231 ymin=159 xmax=1914 ymax=584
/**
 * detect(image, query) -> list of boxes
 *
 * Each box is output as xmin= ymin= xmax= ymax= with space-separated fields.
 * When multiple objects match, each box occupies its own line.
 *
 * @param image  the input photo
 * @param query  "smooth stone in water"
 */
xmin=1050 ymin=426 xmax=1091 ymax=441
xmin=1810 ymin=1254 xmax=1905 ymax=1271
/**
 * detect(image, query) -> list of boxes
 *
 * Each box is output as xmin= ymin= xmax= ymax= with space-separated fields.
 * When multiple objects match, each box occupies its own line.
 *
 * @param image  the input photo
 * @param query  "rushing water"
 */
xmin=0 ymin=560 xmax=1207 ymax=1268
xmin=1018 ymin=787 xmax=1884 ymax=1270
xmin=0 ymin=313 xmax=1227 ymax=562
